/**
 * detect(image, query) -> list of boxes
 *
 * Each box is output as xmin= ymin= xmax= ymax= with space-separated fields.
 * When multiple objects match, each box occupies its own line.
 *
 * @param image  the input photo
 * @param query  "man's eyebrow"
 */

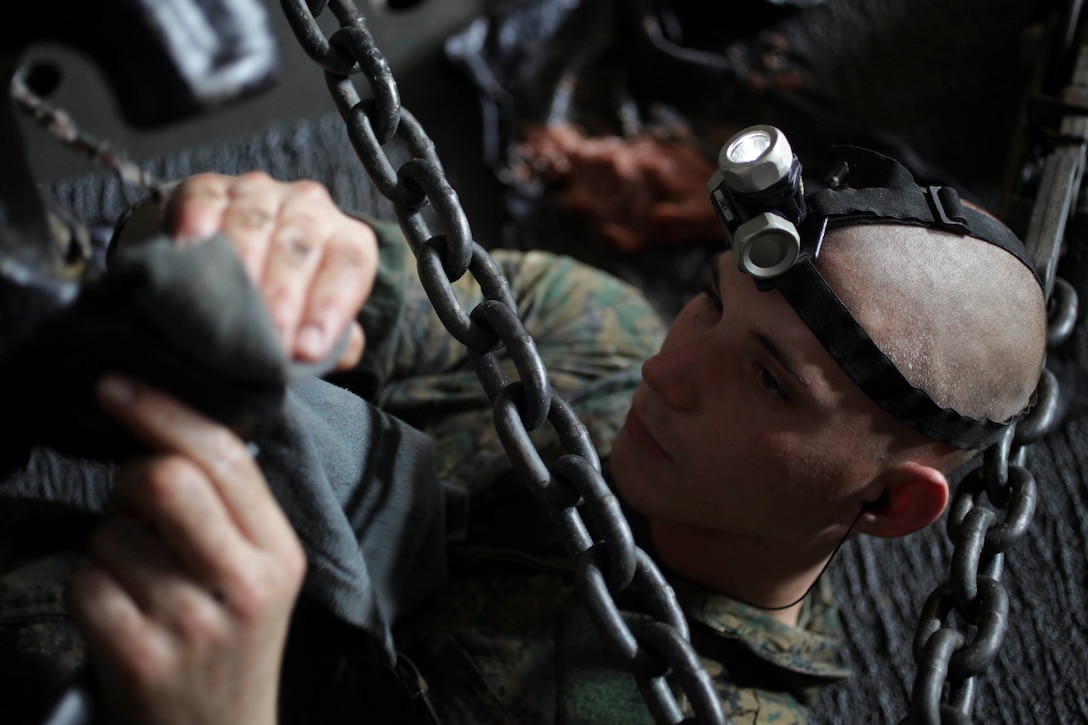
xmin=749 ymin=331 xmax=811 ymax=388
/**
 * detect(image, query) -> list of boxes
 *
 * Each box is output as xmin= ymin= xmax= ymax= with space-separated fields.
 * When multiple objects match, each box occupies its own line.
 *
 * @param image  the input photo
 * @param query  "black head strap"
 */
xmin=775 ymin=146 xmax=1040 ymax=449
xmin=806 ymin=147 xmax=1039 ymax=283
xmin=776 ymin=261 xmax=1020 ymax=448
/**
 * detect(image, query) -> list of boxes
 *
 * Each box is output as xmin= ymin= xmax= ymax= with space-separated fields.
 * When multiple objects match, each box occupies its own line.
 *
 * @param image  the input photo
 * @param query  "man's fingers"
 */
xmin=69 ymin=562 xmax=154 ymax=664
xmin=259 ymin=181 xmax=332 ymax=355
xmin=165 ymin=174 xmax=233 ymax=244
xmin=112 ymin=456 xmax=253 ymax=591
xmin=294 ymin=222 xmax=377 ymax=361
xmin=159 ymin=173 xmax=378 ymax=364
xmin=94 ymin=376 xmax=295 ymax=552
xmin=85 ymin=514 xmax=226 ymax=634
xmin=217 ymin=173 xmax=286 ymax=283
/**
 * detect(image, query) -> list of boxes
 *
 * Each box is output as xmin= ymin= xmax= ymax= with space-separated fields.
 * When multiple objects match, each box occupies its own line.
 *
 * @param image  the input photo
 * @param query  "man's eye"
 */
xmin=756 ymin=364 xmax=786 ymax=400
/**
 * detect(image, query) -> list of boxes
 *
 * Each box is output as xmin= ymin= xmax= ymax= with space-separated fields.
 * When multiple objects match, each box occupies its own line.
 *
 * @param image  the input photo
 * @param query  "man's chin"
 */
xmin=608 ymin=430 xmax=655 ymax=517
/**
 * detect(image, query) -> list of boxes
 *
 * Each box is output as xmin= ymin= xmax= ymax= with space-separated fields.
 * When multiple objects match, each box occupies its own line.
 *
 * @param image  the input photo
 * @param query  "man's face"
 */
xmin=610 ymin=252 xmax=903 ymax=550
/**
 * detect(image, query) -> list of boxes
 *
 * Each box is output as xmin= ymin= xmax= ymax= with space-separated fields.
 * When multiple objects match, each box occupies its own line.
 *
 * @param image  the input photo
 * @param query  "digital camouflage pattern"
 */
xmin=352 ymin=220 xmax=665 ymax=498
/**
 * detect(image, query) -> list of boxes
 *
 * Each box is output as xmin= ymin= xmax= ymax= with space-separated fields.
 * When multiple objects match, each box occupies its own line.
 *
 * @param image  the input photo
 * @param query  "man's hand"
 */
xmin=121 ymin=172 xmax=377 ymax=369
xmin=68 ymin=375 xmax=307 ymax=725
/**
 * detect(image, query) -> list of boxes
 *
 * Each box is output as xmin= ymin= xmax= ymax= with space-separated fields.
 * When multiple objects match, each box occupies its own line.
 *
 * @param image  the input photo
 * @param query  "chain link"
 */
xmin=901 ymin=1 xmax=1085 ymax=716
xmin=903 ymin=279 xmax=1076 ymax=725
xmin=9 ymin=66 xmax=167 ymax=203
xmin=279 ymin=1 xmax=726 ymax=722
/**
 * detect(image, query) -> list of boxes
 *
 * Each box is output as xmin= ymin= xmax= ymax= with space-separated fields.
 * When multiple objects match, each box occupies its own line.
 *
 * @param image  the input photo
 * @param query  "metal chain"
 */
xmin=902 ymin=1 xmax=1087 ymax=717
xmin=902 ymin=343 xmax=1069 ymax=725
xmin=9 ymin=6 xmax=723 ymax=720
xmin=9 ymin=65 xmax=167 ymax=203
xmin=279 ymin=1 xmax=725 ymax=722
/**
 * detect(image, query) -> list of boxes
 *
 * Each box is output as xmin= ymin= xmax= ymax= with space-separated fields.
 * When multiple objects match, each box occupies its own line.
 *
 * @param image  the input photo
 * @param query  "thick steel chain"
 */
xmin=903 ymin=332 xmax=1069 ymax=725
xmin=279 ymin=1 xmax=726 ymax=722
xmin=902 ymin=1 xmax=1087 ymax=716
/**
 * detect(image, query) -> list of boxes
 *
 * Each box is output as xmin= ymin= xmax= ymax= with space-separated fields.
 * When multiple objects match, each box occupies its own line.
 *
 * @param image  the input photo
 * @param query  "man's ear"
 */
xmin=857 ymin=461 xmax=949 ymax=539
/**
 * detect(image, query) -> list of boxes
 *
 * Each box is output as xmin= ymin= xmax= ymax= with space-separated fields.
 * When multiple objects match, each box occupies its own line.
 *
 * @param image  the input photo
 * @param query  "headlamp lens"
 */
xmin=716 ymin=124 xmax=793 ymax=194
xmin=733 ymin=212 xmax=802 ymax=279
xmin=727 ymin=129 xmax=773 ymax=164
xmin=749 ymin=234 xmax=792 ymax=270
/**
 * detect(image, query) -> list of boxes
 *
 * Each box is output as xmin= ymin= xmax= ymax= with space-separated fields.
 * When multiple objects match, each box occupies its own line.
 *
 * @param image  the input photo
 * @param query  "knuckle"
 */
xmin=236 ymin=170 xmax=275 ymax=188
xmin=231 ymin=206 xmax=276 ymax=232
xmin=229 ymin=552 xmax=305 ymax=620
xmin=114 ymin=460 xmax=210 ymax=525
xmin=172 ymin=591 xmax=226 ymax=646
xmin=141 ymin=457 xmax=202 ymax=509
xmin=281 ymin=542 xmax=308 ymax=588
xmin=272 ymin=231 xmax=317 ymax=260
xmin=326 ymin=231 xmax=373 ymax=269
xmin=117 ymin=635 xmax=170 ymax=690
xmin=289 ymin=179 xmax=333 ymax=205
xmin=176 ymin=173 xmax=229 ymax=200
xmin=226 ymin=568 xmax=275 ymax=620
xmin=206 ymin=424 xmax=244 ymax=458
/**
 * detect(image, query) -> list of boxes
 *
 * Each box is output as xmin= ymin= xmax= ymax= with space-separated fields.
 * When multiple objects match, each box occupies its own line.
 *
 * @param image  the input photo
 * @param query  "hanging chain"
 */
xmin=903 ymin=5 xmax=1087 ymax=721
xmin=902 ymin=327 xmax=1070 ymax=725
xmin=10 ymin=65 xmax=167 ymax=203
xmin=9 ymin=6 xmax=723 ymax=720
xmin=279 ymin=1 xmax=725 ymax=722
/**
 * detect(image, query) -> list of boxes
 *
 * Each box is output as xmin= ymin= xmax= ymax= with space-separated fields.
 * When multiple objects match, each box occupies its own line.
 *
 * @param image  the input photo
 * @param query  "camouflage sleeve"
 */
xmin=348 ymin=220 xmax=667 ymax=497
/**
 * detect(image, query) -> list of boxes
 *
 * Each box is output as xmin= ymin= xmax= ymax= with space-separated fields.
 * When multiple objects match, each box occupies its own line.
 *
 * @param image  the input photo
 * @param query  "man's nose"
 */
xmin=640 ymin=339 xmax=703 ymax=411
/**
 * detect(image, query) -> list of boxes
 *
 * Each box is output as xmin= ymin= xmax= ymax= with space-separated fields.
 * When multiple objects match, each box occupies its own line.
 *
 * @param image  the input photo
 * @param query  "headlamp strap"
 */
xmin=806 ymin=186 xmax=1038 ymax=278
xmin=806 ymin=146 xmax=1041 ymax=284
xmin=775 ymin=259 xmax=1018 ymax=449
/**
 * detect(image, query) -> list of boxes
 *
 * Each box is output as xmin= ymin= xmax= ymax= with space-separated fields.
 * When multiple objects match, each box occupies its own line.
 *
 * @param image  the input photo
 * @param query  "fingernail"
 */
xmin=297 ymin=324 xmax=326 ymax=359
xmin=97 ymin=376 xmax=137 ymax=407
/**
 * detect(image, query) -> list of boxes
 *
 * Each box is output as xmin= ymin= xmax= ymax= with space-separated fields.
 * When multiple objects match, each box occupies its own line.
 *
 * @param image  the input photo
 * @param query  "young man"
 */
xmin=0 ymin=138 xmax=1047 ymax=725
xmin=380 ymin=143 xmax=1047 ymax=722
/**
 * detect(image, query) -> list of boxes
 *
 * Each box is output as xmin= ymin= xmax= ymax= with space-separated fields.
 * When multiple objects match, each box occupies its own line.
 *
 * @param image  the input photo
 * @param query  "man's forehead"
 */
xmin=716 ymin=252 xmax=863 ymax=400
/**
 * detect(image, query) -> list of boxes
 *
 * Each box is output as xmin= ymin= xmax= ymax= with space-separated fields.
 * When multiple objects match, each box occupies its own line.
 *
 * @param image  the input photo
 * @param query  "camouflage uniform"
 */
xmin=352 ymin=222 xmax=851 ymax=723
xmin=0 ymin=220 xmax=848 ymax=724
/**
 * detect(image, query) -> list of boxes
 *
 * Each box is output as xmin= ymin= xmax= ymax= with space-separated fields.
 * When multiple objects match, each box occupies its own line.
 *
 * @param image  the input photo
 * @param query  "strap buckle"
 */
xmin=927 ymin=185 xmax=970 ymax=233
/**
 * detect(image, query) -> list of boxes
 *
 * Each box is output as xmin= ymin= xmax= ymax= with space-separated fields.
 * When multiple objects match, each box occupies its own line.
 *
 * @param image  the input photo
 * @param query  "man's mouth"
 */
xmin=623 ymin=405 xmax=671 ymax=462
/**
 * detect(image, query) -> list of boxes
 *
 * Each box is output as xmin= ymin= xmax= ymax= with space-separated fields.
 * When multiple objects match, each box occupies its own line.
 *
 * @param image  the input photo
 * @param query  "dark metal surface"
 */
xmin=9 ymin=0 xmax=281 ymax=130
xmin=17 ymin=0 xmax=492 ymax=186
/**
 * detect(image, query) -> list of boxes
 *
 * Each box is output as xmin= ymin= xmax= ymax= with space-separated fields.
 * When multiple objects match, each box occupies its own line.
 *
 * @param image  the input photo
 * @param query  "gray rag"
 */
xmin=0 ymin=233 xmax=447 ymax=663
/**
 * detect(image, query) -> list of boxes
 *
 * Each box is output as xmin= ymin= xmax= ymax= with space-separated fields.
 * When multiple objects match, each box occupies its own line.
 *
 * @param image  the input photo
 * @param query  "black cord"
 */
xmin=742 ymin=496 xmax=881 ymax=612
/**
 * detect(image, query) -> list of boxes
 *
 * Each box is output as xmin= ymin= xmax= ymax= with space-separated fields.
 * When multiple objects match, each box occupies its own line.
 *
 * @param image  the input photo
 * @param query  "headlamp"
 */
xmin=705 ymin=124 xmax=1042 ymax=449
xmin=718 ymin=124 xmax=793 ymax=192
xmin=707 ymin=125 xmax=811 ymax=282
